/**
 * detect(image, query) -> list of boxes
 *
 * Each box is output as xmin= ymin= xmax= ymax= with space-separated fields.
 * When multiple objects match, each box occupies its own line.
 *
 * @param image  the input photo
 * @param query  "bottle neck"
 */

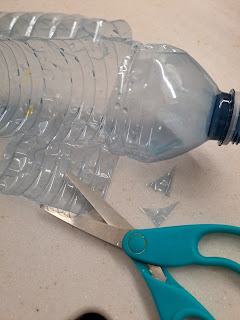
xmin=208 ymin=90 xmax=240 ymax=145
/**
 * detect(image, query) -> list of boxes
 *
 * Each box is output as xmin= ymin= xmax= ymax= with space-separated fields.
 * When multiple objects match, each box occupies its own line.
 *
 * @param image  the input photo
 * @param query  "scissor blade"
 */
xmin=41 ymin=205 xmax=130 ymax=248
xmin=66 ymin=171 xmax=133 ymax=229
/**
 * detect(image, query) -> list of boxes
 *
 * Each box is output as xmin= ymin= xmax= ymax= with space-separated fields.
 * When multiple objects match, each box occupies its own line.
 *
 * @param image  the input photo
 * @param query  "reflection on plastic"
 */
xmin=0 ymin=12 xmax=132 ymax=41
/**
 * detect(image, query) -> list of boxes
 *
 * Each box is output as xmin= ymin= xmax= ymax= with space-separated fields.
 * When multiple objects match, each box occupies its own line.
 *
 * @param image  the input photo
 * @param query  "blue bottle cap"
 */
xmin=208 ymin=89 xmax=240 ymax=145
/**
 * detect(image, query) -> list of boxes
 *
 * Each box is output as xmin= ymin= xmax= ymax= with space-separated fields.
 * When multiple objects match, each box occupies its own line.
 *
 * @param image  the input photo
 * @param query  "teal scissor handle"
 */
xmin=122 ymin=224 xmax=240 ymax=273
xmin=134 ymin=261 xmax=215 ymax=320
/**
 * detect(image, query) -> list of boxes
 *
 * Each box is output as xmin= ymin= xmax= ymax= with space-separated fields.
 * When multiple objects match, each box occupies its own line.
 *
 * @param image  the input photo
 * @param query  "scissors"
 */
xmin=41 ymin=171 xmax=240 ymax=320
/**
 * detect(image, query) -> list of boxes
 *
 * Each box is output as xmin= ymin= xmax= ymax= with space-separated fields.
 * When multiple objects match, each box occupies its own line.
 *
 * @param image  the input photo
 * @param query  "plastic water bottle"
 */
xmin=0 ymin=38 xmax=239 ymax=161
xmin=0 ymin=29 xmax=239 ymax=212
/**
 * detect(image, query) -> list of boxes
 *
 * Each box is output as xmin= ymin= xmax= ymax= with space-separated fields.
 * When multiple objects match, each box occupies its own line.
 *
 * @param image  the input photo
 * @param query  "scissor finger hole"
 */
xmin=198 ymin=233 xmax=240 ymax=262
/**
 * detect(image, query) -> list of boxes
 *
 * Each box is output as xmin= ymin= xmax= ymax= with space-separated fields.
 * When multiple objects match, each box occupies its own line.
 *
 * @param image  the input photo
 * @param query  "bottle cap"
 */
xmin=223 ymin=91 xmax=240 ymax=145
xmin=208 ymin=90 xmax=240 ymax=145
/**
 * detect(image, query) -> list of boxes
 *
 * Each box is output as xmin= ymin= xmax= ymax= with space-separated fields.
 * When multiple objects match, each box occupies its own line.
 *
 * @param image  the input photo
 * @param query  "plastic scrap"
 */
xmin=140 ymin=202 xmax=179 ymax=227
xmin=146 ymin=166 xmax=176 ymax=197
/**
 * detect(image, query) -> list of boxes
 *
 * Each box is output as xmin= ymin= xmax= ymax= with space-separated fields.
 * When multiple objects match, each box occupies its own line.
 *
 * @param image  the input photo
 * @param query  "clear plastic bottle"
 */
xmin=0 ymin=32 xmax=239 ymax=213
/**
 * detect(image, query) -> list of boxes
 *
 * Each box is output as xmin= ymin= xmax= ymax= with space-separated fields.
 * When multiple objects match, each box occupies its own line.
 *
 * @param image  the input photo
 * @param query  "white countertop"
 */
xmin=0 ymin=1 xmax=240 ymax=319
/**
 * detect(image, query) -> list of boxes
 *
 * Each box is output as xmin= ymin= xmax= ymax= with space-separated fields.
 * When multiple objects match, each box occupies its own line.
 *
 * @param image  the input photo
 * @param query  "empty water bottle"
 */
xmin=0 ymin=37 xmax=239 ymax=161
xmin=0 ymin=18 xmax=239 ymax=212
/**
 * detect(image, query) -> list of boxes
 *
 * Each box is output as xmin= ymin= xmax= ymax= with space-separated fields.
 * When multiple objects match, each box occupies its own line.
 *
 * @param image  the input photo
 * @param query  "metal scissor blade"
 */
xmin=66 ymin=171 xmax=133 ymax=229
xmin=41 ymin=205 xmax=130 ymax=248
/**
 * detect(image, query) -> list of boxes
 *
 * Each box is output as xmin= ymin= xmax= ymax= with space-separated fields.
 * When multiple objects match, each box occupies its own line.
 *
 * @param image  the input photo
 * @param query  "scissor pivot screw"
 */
xmin=127 ymin=233 xmax=147 ymax=254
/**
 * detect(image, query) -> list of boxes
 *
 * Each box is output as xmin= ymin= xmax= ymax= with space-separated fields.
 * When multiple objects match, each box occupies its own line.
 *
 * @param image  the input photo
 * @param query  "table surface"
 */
xmin=0 ymin=1 xmax=240 ymax=319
